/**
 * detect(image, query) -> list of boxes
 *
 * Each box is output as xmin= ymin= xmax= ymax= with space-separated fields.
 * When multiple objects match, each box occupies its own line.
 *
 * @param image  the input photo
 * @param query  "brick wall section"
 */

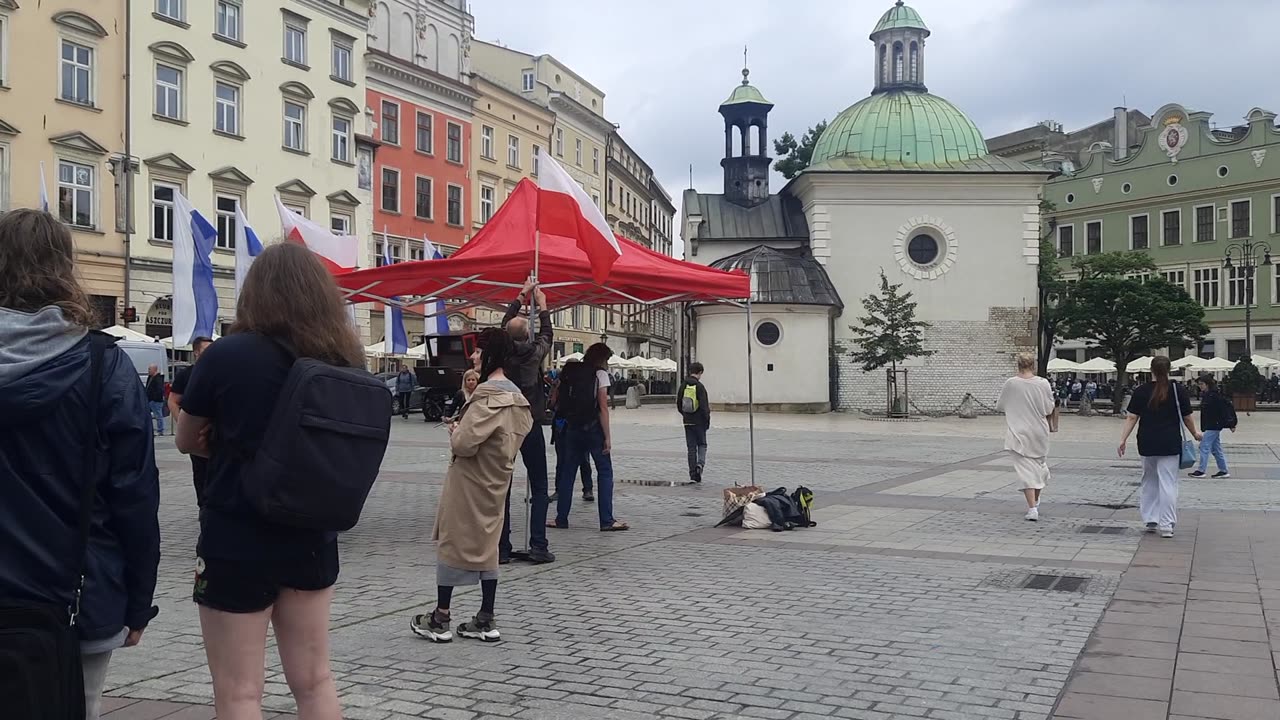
xmin=837 ymin=306 xmax=1037 ymax=414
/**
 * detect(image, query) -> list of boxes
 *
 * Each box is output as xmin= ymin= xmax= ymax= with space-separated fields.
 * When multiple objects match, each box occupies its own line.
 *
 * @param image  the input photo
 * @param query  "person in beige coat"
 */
xmin=997 ymin=353 xmax=1057 ymax=522
xmin=411 ymin=329 xmax=532 ymax=644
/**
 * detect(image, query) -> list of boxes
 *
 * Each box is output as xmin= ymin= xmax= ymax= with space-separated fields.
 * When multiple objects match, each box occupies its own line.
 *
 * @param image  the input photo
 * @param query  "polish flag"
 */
xmin=274 ymin=195 xmax=358 ymax=272
xmin=535 ymin=153 xmax=621 ymax=283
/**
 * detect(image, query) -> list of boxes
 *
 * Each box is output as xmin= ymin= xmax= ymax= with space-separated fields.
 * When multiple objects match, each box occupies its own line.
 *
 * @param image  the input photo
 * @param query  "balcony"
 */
xmin=622 ymin=320 xmax=650 ymax=339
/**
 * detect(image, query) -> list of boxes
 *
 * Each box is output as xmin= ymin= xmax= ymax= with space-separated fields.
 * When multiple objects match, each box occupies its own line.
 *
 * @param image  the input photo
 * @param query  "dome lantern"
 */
xmin=870 ymin=0 xmax=930 ymax=95
xmin=718 ymin=50 xmax=773 ymax=208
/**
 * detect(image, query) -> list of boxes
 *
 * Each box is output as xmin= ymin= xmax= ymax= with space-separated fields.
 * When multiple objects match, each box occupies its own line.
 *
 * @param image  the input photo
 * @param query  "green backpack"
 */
xmin=680 ymin=383 xmax=699 ymax=414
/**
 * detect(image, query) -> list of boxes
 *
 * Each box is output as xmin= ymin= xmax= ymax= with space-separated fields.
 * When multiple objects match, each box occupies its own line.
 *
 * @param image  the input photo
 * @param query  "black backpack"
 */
xmin=557 ymin=363 xmax=600 ymax=426
xmin=0 ymin=332 xmax=114 ymax=720
xmin=239 ymin=345 xmax=392 ymax=531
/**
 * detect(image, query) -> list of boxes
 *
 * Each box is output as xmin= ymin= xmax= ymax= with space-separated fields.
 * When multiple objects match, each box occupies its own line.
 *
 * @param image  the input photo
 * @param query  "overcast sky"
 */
xmin=472 ymin=0 xmax=1280 ymax=251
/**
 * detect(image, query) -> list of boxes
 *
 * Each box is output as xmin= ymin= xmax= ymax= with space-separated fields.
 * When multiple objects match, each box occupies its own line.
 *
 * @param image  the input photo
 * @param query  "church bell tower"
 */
xmin=718 ymin=58 xmax=773 ymax=208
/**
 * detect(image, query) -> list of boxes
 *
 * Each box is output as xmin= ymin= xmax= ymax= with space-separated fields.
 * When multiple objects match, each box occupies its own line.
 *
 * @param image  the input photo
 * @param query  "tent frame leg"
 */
xmin=745 ymin=296 xmax=756 ymax=488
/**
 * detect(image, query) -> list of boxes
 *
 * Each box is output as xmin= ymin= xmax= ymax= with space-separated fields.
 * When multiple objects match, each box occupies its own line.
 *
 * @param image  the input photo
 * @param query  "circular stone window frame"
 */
xmin=1218 ymin=165 xmax=1229 ymax=178
xmin=1121 ymin=182 xmax=1132 ymax=194
xmin=894 ymin=216 xmax=958 ymax=280
xmin=1065 ymin=193 xmax=1076 ymax=204
xmin=753 ymin=319 xmax=782 ymax=347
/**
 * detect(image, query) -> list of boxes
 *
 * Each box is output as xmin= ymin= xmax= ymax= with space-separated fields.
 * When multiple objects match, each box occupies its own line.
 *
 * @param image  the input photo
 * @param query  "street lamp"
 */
xmin=1223 ymin=239 xmax=1273 ymax=357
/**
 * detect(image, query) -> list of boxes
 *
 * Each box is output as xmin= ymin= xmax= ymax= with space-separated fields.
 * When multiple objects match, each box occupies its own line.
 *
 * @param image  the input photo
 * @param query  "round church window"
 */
xmin=755 ymin=321 xmax=781 ymax=347
xmin=907 ymin=234 xmax=940 ymax=266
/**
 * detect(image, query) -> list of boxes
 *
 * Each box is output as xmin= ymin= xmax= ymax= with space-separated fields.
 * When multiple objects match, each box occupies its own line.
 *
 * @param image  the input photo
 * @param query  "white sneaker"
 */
xmin=1159 ymin=526 xmax=1174 ymax=538
xmin=1024 ymin=507 xmax=1039 ymax=522
xmin=1145 ymin=522 xmax=1158 ymax=534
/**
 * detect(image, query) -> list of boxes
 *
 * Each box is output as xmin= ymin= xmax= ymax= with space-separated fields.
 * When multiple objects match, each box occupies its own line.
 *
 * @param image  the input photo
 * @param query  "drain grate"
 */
xmin=1079 ymin=525 xmax=1128 ymax=535
xmin=1082 ymin=503 xmax=1137 ymax=510
xmin=1020 ymin=573 xmax=1091 ymax=592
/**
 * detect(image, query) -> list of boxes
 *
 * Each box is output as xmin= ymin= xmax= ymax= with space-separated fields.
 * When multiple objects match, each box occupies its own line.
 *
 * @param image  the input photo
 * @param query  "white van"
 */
xmin=115 ymin=340 xmax=168 ymax=385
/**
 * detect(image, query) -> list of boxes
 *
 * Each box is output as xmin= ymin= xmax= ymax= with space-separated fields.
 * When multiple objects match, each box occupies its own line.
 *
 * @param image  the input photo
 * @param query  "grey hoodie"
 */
xmin=0 ymin=306 xmax=87 ymax=385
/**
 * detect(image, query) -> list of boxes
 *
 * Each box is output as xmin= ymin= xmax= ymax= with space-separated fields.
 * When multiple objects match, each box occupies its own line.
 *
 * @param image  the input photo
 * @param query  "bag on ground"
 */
xmin=741 ymin=503 xmax=771 ymax=529
xmin=721 ymin=485 xmax=763 ymax=519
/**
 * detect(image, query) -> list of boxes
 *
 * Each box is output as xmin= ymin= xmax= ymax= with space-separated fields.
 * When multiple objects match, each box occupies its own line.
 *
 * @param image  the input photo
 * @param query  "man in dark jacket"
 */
xmin=395 ymin=364 xmax=416 ymax=419
xmin=498 ymin=279 xmax=556 ymax=563
xmin=678 ymin=362 xmax=711 ymax=483
xmin=145 ymin=363 xmax=166 ymax=435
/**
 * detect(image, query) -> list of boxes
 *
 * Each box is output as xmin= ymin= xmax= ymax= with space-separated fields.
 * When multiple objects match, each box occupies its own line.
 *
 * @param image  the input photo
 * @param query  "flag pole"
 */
xmin=745 ymin=294 xmax=756 ymax=488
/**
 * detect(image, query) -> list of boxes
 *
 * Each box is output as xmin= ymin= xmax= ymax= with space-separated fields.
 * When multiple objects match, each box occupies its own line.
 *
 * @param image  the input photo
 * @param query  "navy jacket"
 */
xmin=1199 ymin=390 xmax=1236 ymax=432
xmin=0 ymin=336 xmax=161 ymax=641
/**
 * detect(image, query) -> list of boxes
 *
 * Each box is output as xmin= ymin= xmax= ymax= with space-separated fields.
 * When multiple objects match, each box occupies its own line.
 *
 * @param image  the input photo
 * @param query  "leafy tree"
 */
xmin=1055 ymin=252 xmax=1208 ymax=412
xmin=772 ymin=120 xmax=828 ymax=179
xmin=848 ymin=269 xmax=933 ymax=415
xmin=1225 ymin=357 xmax=1263 ymax=396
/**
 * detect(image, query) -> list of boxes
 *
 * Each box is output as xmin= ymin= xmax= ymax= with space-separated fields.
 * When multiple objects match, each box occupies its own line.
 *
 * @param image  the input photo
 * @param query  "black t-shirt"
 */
xmin=1128 ymin=381 xmax=1192 ymax=457
xmin=145 ymin=373 xmax=165 ymax=402
xmin=170 ymin=365 xmax=209 ymax=502
xmin=180 ymin=333 xmax=336 ymax=565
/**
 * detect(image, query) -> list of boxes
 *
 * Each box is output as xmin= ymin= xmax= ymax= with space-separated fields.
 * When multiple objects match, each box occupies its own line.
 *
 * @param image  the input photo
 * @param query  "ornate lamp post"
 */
xmin=1223 ymin=239 xmax=1273 ymax=357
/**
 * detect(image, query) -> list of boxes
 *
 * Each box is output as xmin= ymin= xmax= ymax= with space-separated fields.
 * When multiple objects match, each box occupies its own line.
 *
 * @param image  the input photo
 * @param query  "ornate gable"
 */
xmin=326 ymin=190 xmax=360 ymax=207
xmin=208 ymin=166 xmax=254 ymax=186
xmin=51 ymin=11 xmax=108 ymax=38
xmin=50 ymin=131 xmax=109 ymax=156
xmin=143 ymin=152 xmax=195 ymax=173
xmin=276 ymin=179 xmax=316 ymax=197
xmin=0 ymin=118 xmax=20 ymax=136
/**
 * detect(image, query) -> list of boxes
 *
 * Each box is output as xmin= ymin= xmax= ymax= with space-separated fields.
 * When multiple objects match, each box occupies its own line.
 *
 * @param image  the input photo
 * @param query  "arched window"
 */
xmin=879 ymin=44 xmax=888 ymax=84
xmin=730 ymin=124 xmax=743 ymax=156
xmin=751 ymin=124 xmax=764 ymax=156
xmin=909 ymin=42 xmax=919 ymax=82
xmin=893 ymin=42 xmax=904 ymax=83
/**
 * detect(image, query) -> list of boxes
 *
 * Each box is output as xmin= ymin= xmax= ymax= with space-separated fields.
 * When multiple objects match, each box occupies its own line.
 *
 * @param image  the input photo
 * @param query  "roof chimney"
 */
xmin=1113 ymin=107 xmax=1128 ymax=161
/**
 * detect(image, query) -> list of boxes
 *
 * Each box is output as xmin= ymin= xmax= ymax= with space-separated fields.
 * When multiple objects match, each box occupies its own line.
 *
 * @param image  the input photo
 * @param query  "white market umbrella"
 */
xmin=1124 ymin=356 xmax=1155 ymax=373
xmin=555 ymin=352 xmax=584 ymax=365
xmin=1075 ymin=357 xmax=1117 ymax=373
xmin=364 ymin=342 xmax=387 ymax=357
xmin=1198 ymin=357 xmax=1238 ymax=372
xmin=634 ymin=357 xmax=665 ymax=371
xmin=658 ymin=358 xmax=679 ymax=372
xmin=1248 ymin=353 xmax=1280 ymax=368
xmin=1171 ymin=356 xmax=1204 ymax=370
xmin=608 ymin=355 xmax=638 ymax=369
xmin=404 ymin=343 xmax=428 ymax=359
xmin=103 ymin=325 xmax=157 ymax=343
xmin=1047 ymin=358 xmax=1081 ymax=373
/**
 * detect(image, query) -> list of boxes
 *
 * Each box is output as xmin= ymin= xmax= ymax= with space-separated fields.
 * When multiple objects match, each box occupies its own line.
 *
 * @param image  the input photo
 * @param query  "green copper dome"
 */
xmin=871 ymin=1 xmax=929 ymax=37
xmin=721 ymin=68 xmax=772 ymax=107
xmin=807 ymin=90 xmax=989 ymax=172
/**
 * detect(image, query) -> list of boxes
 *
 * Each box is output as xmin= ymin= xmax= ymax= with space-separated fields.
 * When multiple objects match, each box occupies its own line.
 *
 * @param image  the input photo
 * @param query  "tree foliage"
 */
xmin=1225 ymin=358 xmax=1264 ymax=395
xmin=772 ymin=120 xmax=828 ymax=179
xmin=848 ymin=269 xmax=933 ymax=373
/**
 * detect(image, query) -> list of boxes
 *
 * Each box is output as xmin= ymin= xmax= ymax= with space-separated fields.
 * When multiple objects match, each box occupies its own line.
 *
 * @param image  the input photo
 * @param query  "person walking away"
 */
xmin=997 ymin=354 xmax=1056 ymax=521
xmin=168 ymin=336 xmax=214 ymax=507
xmin=411 ymin=329 xmax=533 ymax=643
xmin=678 ymin=362 xmax=711 ymax=483
xmin=1189 ymin=374 xmax=1235 ymax=478
xmin=550 ymin=343 xmax=629 ymax=532
xmin=0 ymin=209 xmax=161 ymax=720
xmin=1118 ymin=356 xmax=1201 ymax=538
xmin=549 ymin=360 xmax=594 ymax=503
xmin=395 ymin=364 xmax=415 ymax=419
xmin=145 ymin=364 xmax=166 ymax=435
xmin=176 ymin=243 xmax=367 ymax=720
xmin=497 ymin=279 xmax=556 ymax=564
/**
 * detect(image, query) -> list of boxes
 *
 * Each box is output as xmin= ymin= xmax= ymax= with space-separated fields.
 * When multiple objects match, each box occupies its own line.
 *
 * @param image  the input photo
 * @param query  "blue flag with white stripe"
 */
xmin=382 ymin=242 xmax=408 ymax=355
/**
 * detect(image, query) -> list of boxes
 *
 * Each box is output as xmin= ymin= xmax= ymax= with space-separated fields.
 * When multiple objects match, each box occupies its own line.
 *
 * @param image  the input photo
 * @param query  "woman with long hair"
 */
xmin=1189 ymin=374 xmax=1235 ymax=478
xmin=0 ymin=209 xmax=161 ymax=720
xmin=997 ymin=353 xmax=1056 ymax=521
xmin=412 ymin=328 xmax=532 ymax=643
xmin=1118 ymin=356 xmax=1202 ymax=538
xmin=176 ymin=242 xmax=363 ymax=720
xmin=550 ymin=343 xmax=629 ymax=532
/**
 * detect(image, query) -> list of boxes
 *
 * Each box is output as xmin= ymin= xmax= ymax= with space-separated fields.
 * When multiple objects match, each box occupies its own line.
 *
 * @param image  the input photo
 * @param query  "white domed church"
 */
xmin=681 ymin=1 xmax=1050 ymax=413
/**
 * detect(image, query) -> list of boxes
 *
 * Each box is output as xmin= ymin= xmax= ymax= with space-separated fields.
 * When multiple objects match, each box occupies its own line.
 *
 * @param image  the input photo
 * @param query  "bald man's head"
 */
xmin=506 ymin=315 xmax=529 ymax=341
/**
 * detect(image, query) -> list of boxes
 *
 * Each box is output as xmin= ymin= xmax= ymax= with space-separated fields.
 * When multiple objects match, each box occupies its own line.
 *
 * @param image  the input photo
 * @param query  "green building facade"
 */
xmin=1044 ymin=103 xmax=1280 ymax=362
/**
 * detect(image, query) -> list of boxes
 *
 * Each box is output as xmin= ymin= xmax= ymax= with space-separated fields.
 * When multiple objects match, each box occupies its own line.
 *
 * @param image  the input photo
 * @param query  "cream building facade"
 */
xmin=0 ymin=1 xmax=129 ymax=327
xmin=127 ymin=0 xmax=372 ymax=340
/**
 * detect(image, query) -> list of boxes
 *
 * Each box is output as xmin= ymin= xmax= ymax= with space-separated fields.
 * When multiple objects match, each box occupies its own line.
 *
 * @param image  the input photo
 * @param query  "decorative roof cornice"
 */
xmin=208 ymin=166 xmax=253 ymax=186
xmin=288 ymin=0 xmax=368 ymax=32
xmin=0 ymin=118 xmax=19 ymax=135
xmin=51 ymin=131 xmax=110 ymax=156
xmin=365 ymin=50 xmax=478 ymax=107
xmin=548 ymin=93 xmax=614 ymax=135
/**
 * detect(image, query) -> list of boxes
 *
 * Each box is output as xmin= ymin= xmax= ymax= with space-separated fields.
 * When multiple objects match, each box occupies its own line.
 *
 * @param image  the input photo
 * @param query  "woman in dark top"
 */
xmin=176 ymin=243 xmax=364 ymax=720
xmin=1189 ymin=374 xmax=1234 ymax=479
xmin=1117 ymin=356 xmax=1202 ymax=538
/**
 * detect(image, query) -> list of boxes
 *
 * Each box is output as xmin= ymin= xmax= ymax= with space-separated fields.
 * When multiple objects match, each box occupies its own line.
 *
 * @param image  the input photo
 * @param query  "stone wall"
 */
xmin=836 ymin=306 xmax=1036 ymax=414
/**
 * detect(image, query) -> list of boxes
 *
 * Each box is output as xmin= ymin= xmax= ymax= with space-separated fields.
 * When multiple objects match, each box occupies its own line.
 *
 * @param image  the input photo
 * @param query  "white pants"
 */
xmin=1140 ymin=455 xmax=1179 ymax=528
xmin=82 ymin=651 xmax=112 ymax=720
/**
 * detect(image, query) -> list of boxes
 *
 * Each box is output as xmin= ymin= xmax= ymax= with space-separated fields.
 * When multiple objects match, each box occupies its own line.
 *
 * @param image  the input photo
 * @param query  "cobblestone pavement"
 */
xmin=103 ymin=409 xmax=1280 ymax=719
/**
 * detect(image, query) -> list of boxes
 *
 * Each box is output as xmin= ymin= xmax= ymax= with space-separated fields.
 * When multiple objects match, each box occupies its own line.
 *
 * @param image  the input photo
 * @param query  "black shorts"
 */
xmin=192 ymin=543 xmax=340 ymax=614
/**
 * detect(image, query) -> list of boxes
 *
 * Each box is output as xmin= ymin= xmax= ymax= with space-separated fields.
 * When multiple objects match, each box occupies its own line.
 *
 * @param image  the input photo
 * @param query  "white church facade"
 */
xmin=681 ymin=1 xmax=1050 ymax=413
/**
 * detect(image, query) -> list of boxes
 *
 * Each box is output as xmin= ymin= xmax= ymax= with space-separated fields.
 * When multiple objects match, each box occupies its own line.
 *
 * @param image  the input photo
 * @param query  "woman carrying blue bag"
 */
xmin=1117 ymin=356 xmax=1202 ymax=538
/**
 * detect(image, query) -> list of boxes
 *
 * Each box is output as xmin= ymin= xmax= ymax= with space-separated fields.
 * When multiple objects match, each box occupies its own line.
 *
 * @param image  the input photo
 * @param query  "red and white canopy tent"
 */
xmin=332 ymin=177 xmax=763 ymax=485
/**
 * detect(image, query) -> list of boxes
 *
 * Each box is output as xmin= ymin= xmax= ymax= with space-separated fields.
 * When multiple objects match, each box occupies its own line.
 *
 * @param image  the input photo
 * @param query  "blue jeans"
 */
xmin=1197 ymin=430 xmax=1228 ymax=473
xmin=500 ymin=423 xmax=549 ymax=553
xmin=148 ymin=401 xmax=165 ymax=435
xmin=554 ymin=422 xmax=615 ymax=528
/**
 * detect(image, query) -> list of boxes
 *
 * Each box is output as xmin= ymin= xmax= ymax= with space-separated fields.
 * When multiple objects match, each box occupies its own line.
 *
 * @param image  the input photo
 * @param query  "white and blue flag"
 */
xmin=171 ymin=192 xmax=219 ymax=346
xmin=425 ymin=238 xmax=449 ymax=336
xmin=233 ymin=204 xmax=263 ymax=304
xmin=382 ymin=242 xmax=408 ymax=355
xmin=38 ymin=161 xmax=50 ymax=212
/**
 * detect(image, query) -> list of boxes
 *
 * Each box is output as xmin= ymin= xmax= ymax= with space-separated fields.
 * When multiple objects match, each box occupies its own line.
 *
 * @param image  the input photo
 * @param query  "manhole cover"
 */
xmin=1020 ymin=573 xmax=1091 ymax=592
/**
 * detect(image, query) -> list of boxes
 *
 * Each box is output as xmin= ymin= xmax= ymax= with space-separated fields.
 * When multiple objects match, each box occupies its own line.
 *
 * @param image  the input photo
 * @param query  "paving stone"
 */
xmin=1178 ymin=635 xmax=1274 ymax=659
xmin=1054 ymin=692 xmax=1168 ymax=720
xmin=1173 ymin=669 xmax=1280 ymax=700
xmin=1169 ymin=690 xmax=1280 ymax=720
xmin=1063 ymin=672 xmax=1171 ymax=701
xmin=1176 ymin=652 xmax=1276 ymax=677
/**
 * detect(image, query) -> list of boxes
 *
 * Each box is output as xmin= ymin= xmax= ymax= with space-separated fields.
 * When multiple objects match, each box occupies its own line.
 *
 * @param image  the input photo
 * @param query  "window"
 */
xmin=1193 ymin=267 xmax=1220 ymax=308
xmin=1161 ymin=269 xmax=1186 ymax=291
xmin=215 ymin=81 xmax=239 ymax=135
xmin=416 ymin=112 xmax=432 ymax=154
xmin=414 ymin=176 xmax=432 ymax=219
xmin=54 ymin=161 xmax=94 ymax=227
xmin=1130 ymin=215 xmax=1149 ymax=250
xmin=381 ymin=168 xmax=399 ymax=213
xmin=755 ymin=321 xmax=781 ymax=346
xmin=331 ymin=115 xmax=351 ymax=162
xmin=1086 ymin=221 xmax=1101 ymax=254
xmin=1256 ymin=334 xmax=1274 ymax=352
xmin=480 ymin=185 xmax=495 ymax=223
xmin=0 ymin=14 xmax=7 ymax=88
xmin=480 ymin=125 xmax=494 ymax=160
xmin=215 ymin=194 xmax=238 ymax=250
xmin=1161 ymin=210 xmax=1180 ymax=246
xmin=1195 ymin=205 xmax=1215 ymax=243
xmin=155 ymin=64 xmax=183 ymax=120
xmin=592 ymin=147 xmax=600 ymax=174
xmin=507 ymin=135 xmax=520 ymax=168
xmin=381 ymin=100 xmax=399 ymax=145
xmin=907 ymin=234 xmax=939 ymax=265
xmin=409 ymin=245 xmax=424 ymax=261
xmin=150 ymin=181 xmax=177 ymax=240
xmin=156 ymin=0 xmax=184 ymax=22
xmin=1227 ymin=266 xmax=1253 ymax=307
xmin=532 ymin=145 xmax=541 ymax=176
xmin=215 ymin=1 xmax=242 ymax=42
xmin=555 ymin=128 xmax=563 ymax=156
xmin=592 ymin=193 xmax=600 ymax=208
xmin=1231 ymin=199 xmax=1251 ymax=238
xmin=574 ymin=138 xmax=582 ymax=166
xmin=521 ymin=69 xmax=534 ymax=92
xmin=1057 ymin=225 xmax=1074 ymax=258
xmin=446 ymin=185 xmax=462 ymax=225
xmin=283 ymin=102 xmax=306 ymax=151
xmin=1273 ymin=195 xmax=1280 ymax=234
xmin=607 ymin=178 xmax=614 ymax=202
xmin=59 ymin=41 xmax=92 ymax=105
xmin=284 ymin=21 xmax=307 ymax=66
xmin=446 ymin=122 xmax=461 ymax=162
xmin=331 ymin=39 xmax=352 ymax=82
xmin=330 ymin=214 xmax=351 ymax=236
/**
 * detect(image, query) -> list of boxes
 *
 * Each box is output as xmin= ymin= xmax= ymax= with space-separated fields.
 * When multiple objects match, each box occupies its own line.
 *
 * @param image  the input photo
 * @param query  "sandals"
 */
xmin=600 ymin=521 xmax=630 ymax=532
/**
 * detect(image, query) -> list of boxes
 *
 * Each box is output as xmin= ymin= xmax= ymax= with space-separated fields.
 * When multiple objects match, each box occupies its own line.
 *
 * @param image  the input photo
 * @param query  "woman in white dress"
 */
xmin=997 ymin=353 xmax=1056 ymax=521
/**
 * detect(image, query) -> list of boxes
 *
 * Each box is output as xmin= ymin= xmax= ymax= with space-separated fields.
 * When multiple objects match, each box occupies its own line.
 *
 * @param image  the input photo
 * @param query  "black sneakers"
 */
xmin=1212 ymin=471 xmax=1230 ymax=478
xmin=1188 ymin=470 xmax=1206 ymax=478
xmin=410 ymin=611 xmax=453 ymax=643
xmin=583 ymin=490 xmax=595 ymax=502
xmin=526 ymin=547 xmax=556 ymax=564
xmin=457 ymin=613 xmax=501 ymax=643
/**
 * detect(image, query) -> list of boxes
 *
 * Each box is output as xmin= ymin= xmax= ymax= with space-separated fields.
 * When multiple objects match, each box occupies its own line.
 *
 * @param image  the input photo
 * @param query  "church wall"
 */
xmin=693 ymin=304 xmax=830 ymax=411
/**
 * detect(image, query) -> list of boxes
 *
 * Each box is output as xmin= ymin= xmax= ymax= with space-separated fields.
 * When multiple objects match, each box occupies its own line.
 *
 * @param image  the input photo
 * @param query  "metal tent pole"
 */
xmin=745 ymin=295 xmax=756 ymax=487
xmin=521 ymin=230 xmax=542 ymax=557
